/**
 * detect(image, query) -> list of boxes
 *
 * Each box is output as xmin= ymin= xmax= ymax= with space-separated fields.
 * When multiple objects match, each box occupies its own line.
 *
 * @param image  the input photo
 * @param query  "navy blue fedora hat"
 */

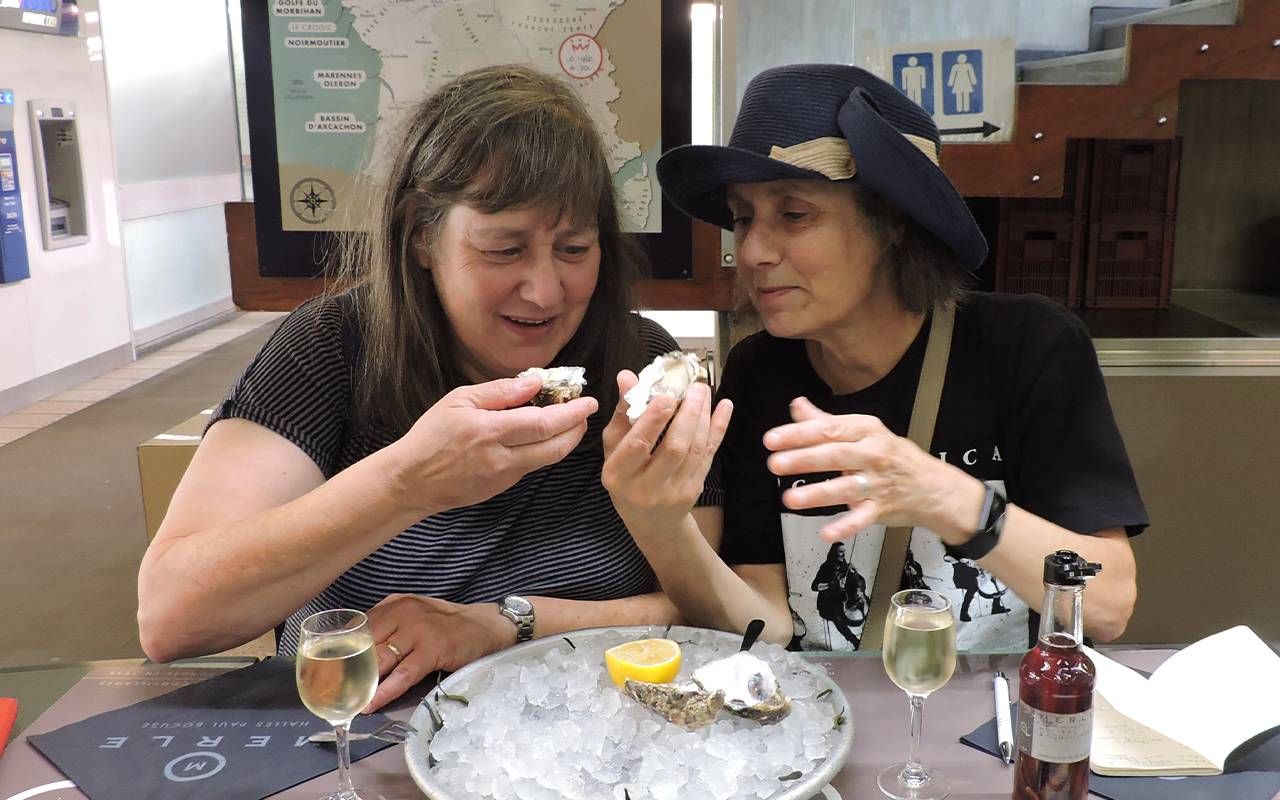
xmin=656 ymin=64 xmax=988 ymax=270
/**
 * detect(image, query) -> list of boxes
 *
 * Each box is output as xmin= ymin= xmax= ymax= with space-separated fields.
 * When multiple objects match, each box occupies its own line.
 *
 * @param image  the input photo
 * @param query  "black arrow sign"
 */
xmin=940 ymin=121 xmax=1002 ymax=138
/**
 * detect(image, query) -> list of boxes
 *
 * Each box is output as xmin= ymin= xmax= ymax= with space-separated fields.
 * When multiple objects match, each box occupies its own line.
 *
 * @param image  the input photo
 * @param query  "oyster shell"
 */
xmin=622 ymin=679 xmax=725 ymax=730
xmin=517 ymin=366 xmax=586 ymax=406
xmin=692 ymin=651 xmax=792 ymax=725
xmin=624 ymin=351 xmax=708 ymax=423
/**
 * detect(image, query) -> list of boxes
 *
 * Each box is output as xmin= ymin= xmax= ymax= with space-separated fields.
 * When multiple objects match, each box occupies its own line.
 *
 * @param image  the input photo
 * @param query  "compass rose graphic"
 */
xmin=289 ymin=178 xmax=335 ymax=224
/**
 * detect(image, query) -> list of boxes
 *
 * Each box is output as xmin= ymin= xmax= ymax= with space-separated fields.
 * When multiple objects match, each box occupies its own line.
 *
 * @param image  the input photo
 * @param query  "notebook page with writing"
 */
xmin=1085 ymin=627 xmax=1280 ymax=776
xmin=1086 ymin=648 xmax=1218 ymax=775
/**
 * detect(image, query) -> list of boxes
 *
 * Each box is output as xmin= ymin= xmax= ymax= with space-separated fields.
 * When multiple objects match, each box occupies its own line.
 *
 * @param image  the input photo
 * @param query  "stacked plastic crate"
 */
xmin=995 ymin=140 xmax=1091 ymax=307
xmin=1083 ymin=139 xmax=1182 ymax=308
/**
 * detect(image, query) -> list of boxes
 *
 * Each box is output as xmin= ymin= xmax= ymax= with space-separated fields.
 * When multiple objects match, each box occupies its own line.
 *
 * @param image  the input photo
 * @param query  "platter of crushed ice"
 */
xmin=405 ymin=625 xmax=853 ymax=800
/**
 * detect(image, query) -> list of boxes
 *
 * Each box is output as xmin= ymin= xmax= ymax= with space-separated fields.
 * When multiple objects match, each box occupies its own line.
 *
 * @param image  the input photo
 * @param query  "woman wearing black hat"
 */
xmin=601 ymin=64 xmax=1147 ymax=653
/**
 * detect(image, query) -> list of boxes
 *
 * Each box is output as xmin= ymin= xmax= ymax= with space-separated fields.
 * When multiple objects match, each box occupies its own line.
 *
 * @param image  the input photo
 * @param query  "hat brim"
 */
xmin=655 ymin=93 xmax=989 ymax=270
xmin=656 ymin=145 xmax=834 ymax=231
xmin=837 ymin=88 xmax=988 ymax=270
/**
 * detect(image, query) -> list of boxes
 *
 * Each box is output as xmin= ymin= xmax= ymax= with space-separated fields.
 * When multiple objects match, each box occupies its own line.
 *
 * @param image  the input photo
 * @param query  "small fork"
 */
xmin=307 ymin=719 xmax=417 ymax=745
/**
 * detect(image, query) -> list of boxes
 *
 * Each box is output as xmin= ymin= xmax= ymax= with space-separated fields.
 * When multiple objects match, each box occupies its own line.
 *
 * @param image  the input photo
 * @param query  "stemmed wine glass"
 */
xmin=878 ymin=589 xmax=958 ymax=799
xmin=296 ymin=609 xmax=379 ymax=800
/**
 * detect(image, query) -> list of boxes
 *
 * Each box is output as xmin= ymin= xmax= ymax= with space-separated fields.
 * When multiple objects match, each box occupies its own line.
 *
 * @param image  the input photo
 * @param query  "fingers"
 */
xmin=789 ymin=395 xmax=826 ymax=421
xmin=453 ymin=375 xmax=543 ymax=410
xmin=365 ymin=644 xmax=435 ymax=713
xmin=612 ymin=370 xmax=640 ymax=423
xmin=602 ymin=371 xmax=639 ymax=456
xmin=492 ymin=396 xmax=599 ymax=447
xmin=820 ymin=504 xmax=879 ymax=542
xmin=651 ymin=383 xmax=709 ymax=468
xmin=603 ymin=393 xmax=678 ymax=478
xmin=706 ymin=398 xmax=734 ymax=455
xmin=509 ymin=418 xmax=590 ymax=470
xmin=672 ymin=395 xmax=733 ymax=488
xmin=782 ymin=472 xmax=877 ymax=511
xmin=768 ymin=441 xmax=865 ymax=477
xmin=763 ymin=400 xmax=880 ymax=452
xmin=365 ymin=597 xmax=405 ymax=677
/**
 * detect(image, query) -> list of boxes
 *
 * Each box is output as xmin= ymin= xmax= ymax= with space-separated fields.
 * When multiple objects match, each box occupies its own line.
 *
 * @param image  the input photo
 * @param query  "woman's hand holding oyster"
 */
xmin=601 ymin=353 xmax=733 ymax=539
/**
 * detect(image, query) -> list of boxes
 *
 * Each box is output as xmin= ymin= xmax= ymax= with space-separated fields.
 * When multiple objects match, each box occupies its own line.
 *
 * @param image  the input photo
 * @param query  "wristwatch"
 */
xmin=951 ymin=483 xmax=1008 ymax=561
xmin=498 ymin=595 xmax=535 ymax=643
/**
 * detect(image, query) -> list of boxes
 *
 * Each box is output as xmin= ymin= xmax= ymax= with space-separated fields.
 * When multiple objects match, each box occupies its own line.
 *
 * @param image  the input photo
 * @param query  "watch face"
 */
xmin=505 ymin=596 xmax=533 ymax=615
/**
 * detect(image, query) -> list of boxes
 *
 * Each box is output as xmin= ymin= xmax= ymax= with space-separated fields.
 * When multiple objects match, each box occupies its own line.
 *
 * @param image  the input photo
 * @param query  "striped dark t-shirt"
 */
xmin=211 ymin=296 xmax=720 ymax=654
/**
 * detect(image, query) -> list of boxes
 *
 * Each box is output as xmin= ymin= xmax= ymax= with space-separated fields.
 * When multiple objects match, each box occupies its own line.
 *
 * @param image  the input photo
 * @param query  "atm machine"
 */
xmin=27 ymin=97 xmax=88 ymax=249
xmin=0 ymin=87 xmax=30 ymax=283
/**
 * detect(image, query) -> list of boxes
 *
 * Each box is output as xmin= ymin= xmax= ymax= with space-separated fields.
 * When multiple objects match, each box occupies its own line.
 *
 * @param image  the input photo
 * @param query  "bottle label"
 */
xmin=1017 ymin=700 xmax=1092 ymax=764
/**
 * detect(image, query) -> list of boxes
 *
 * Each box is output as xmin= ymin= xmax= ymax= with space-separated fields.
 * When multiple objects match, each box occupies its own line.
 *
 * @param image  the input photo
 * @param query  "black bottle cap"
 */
xmin=1044 ymin=550 xmax=1103 ymax=586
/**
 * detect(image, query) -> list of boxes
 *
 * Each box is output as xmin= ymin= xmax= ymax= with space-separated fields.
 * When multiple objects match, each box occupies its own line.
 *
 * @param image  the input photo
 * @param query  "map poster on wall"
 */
xmin=266 ymin=0 xmax=662 ymax=234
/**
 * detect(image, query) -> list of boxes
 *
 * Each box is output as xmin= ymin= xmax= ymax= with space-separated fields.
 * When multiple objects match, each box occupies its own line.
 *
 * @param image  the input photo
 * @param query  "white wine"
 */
xmin=882 ymin=610 xmax=957 ymax=696
xmin=296 ymin=633 xmax=379 ymax=723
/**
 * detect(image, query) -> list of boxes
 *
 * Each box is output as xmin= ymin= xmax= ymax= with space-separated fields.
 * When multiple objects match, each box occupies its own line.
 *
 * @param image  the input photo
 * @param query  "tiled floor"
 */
xmin=0 ymin=311 xmax=285 ymax=447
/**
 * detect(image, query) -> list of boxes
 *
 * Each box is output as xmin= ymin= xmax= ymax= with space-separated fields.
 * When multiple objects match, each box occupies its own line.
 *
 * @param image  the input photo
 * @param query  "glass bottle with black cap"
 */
xmin=1013 ymin=551 xmax=1103 ymax=800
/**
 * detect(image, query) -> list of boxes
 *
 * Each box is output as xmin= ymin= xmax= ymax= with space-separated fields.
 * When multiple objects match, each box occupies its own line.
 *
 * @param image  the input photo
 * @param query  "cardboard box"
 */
xmin=136 ymin=408 xmax=212 ymax=541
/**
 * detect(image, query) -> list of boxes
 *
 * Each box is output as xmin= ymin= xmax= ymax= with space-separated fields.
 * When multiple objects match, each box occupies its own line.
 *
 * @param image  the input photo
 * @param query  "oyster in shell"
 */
xmin=622 ymin=679 xmax=725 ymax=730
xmin=692 ymin=651 xmax=792 ymax=724
xmin=624 ymin=351 xmax=708 ymax=423
xmin=517 ymin=366 xmax=586 ymax=406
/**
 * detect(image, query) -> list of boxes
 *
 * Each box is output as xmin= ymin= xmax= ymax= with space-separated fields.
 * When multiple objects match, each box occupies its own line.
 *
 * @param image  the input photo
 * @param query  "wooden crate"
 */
xmin=1084 ymin=217 xmax=1176 ymax=308
xmin=1090 ymin=139 xmax=1182 ymax=217
xmin=995 ymin=214 xmax=1085 ymax=307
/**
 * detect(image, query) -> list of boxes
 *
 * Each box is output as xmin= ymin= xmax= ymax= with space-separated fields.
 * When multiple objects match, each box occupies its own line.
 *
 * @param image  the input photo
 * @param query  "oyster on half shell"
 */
xmin=624 ymin=350 xmax=708 ymax=423
xmin=622 ymin=678 xmax=725 ymax=730
xmin=692 ymin=651 xmax=792 ymax=724
xmin=517 ymin=366 xmax=586 ymax=406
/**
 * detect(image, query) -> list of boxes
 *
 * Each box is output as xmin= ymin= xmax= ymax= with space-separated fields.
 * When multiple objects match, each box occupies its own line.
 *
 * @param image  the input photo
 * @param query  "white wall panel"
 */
xmin=0 ymin=22 xmax=132 ymax=395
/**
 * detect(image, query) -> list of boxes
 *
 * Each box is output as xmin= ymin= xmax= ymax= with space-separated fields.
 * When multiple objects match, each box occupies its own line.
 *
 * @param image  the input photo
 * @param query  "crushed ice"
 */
xmin=426 ymin=628 xmax=845 ymax=799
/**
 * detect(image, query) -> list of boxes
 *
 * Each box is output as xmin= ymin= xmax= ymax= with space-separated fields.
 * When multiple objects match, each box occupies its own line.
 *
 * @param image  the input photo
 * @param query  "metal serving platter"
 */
xmin=404 ymin=625 xmax=854 ymax=800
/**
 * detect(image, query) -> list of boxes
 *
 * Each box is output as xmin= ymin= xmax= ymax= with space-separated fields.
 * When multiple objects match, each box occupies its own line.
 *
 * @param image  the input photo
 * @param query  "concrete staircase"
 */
xmin=1018 ymin=0 xmax=1241 ymax=85
xmin=939 ymin=0 xmax=1278 ymax=197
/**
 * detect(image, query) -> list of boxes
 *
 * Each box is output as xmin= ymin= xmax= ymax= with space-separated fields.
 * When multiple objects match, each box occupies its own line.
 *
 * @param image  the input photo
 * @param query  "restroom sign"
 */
xmin=881 ymin=37 xmax=1014 ymax=143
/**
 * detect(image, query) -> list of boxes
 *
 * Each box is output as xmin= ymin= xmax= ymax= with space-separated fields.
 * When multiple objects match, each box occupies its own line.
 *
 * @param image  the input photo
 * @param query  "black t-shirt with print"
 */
xmin=714 ymin=292 xmax=1148 ymax=651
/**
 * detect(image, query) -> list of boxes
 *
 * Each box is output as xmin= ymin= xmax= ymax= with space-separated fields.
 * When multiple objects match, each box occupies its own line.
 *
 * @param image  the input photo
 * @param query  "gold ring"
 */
xmin=383 ymin=641 xmax=404 ymax=660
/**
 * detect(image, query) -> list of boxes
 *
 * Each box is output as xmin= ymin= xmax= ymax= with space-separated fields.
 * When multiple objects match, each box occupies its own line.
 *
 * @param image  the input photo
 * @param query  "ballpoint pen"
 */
xmin=994 ymin=670 xmax=1014 ymax=764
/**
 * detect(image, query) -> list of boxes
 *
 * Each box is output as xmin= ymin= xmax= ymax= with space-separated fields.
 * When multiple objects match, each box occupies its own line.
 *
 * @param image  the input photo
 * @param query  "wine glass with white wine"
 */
xmin=297 ymin=609 xmax=379 ymax=800
xmin=879 ymin=589 xmax=958 ymax=800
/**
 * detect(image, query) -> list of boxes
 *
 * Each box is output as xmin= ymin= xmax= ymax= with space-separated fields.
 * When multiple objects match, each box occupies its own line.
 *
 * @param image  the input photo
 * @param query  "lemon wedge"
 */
xmin=603 ymin=638 xmax=682 ymax=688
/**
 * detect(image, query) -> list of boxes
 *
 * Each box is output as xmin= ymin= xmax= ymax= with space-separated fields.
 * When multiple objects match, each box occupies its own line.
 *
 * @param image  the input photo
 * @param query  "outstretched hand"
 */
xmin=764 ymin=396 xmax=970 ymax=543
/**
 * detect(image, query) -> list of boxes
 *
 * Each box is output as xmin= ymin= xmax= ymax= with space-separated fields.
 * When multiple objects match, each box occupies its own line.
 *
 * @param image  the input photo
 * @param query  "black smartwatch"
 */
xmin=951 ymin=484 xmax=1007 ymax=561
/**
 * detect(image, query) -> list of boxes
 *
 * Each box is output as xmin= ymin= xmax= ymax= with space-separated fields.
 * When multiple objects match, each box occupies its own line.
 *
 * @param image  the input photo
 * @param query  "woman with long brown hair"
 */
xmin=137 ymin=66 xmax=716 ymax=710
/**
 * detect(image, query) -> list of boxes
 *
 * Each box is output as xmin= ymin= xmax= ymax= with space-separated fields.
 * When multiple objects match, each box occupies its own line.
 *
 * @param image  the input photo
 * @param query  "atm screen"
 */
xmin=0 ymin=1 xmax=61 ymax=34
xmin=0 ymin=91 xmax=13 ymax=106
xmin=0 ymin=154 xmax=15 ymax=193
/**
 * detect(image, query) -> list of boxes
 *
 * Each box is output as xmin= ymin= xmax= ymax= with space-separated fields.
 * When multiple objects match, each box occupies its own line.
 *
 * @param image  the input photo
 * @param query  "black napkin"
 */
xmin=28 ymin=658 xmax=395 ymax=800
xmin=961 ymin=703 xmax=1280 ymax=800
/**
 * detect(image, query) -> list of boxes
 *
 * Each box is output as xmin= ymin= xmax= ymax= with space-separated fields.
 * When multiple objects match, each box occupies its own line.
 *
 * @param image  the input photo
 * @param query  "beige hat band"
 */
xmin=767 ymin=133 xmax=940 ymax=180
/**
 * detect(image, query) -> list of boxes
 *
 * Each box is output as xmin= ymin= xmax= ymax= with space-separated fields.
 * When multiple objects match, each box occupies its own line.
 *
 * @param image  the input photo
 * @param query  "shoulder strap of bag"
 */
xmin=858 ymin=303 xmax=955 ymax=651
